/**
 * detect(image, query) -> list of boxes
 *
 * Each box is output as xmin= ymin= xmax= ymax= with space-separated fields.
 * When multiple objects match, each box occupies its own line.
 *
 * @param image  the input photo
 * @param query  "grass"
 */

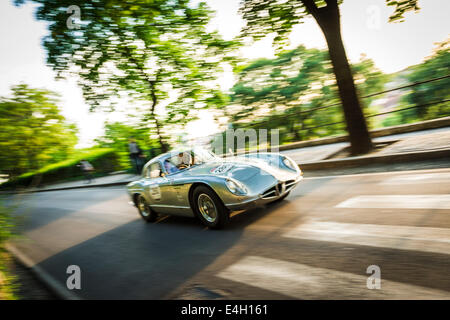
xmin=0 ymin=252 xmax=18 ymax=300
xmin=0 ymin=202 xmax=18 ymax=300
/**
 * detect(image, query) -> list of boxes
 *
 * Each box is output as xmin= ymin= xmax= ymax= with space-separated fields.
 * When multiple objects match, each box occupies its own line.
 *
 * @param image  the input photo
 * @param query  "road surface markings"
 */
xmin=217 ymin=256 xmax=450 ymax=299
xmin=282 ymin=220 xmax=450 ymax=255
xmin=335 ymin=195 xmax=450 ymax=210
xmin=379 ymin=173 xmax=450 ymax=185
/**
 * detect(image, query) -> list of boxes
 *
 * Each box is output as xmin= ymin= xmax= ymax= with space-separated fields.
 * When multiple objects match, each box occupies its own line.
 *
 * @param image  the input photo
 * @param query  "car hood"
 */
xmin=186 ymin=157 xmax=294 ymax=183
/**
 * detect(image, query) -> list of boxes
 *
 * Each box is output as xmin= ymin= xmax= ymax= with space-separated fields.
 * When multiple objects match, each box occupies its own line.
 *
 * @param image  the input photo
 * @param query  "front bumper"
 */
xmin=225 ymin=175 xmax=303 ymax=211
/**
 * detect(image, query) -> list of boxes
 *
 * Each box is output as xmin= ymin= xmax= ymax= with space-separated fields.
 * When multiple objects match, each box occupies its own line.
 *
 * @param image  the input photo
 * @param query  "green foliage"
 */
xmin=16 ymin=0 xmax=239 ymax=150
xmin=381 ymin=112 xmax=403 ymax=127
xmin=95 ymin=122 xmax=163 ymax=169
xmin=239 ymin=0 xmax=420 ymax=154
xmin=0 ymin=148 xmax=120 ymax=189
xmin=399 ymin=39 xmax=450 ymax=122
xmin=0 ymin=201 xmax=19 ymax=300
xmin=386 ymin=0 xmax=420 ymax=22
xmin=0 ymin=202 xmax=16 ymax=245
xmin=240 ymin=0 xmax=420 ymax=48
xmin=229 ymin=46 xmax=387 ymax=143
xmin=0 ymin=84 xmax=78 ymax=178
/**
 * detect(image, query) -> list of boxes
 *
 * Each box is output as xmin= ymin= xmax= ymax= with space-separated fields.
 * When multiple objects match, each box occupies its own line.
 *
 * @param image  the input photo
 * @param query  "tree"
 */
xmin=95 ymin=121 xmax=162 ymax=169
xmin=229 ymin=45 xmax=387 ymax=143
xmin=0 ymin=84 xmax=78 ymax=177
xmin=239 ymin=0 xmax=420 ymax=155
xmin=16 ymin=0 xmax=238 ymax=152
xmin=231 ymin=46 xmax=330 ymax=122
xmin=401 ymin=38 xmax=450 ymax=121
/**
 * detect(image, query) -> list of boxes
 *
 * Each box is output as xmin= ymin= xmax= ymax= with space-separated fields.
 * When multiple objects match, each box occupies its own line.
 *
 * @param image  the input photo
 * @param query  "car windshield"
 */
xmin=191 ymin=147 xmax=218 ymax=164
xmin=162 ymin=147 xmax=217 ymax=175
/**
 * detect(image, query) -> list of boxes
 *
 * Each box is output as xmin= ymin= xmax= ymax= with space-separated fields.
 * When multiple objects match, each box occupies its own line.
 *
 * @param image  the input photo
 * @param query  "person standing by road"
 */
xmin=78 ymin=159 xmax=95 ymax=184
xmin=128 ymin=138 xmax=145 ymax=174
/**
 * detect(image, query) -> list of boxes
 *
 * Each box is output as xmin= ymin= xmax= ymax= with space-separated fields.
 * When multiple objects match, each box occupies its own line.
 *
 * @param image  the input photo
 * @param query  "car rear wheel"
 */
xmin=193 ymin=186 xmax=229 ymax=229
xmin=137 ymin=195 xmax=157 ymax=222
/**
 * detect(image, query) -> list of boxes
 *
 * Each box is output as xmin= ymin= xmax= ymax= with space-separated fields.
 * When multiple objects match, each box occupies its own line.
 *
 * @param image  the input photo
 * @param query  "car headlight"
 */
xmin=283 ymin=156 xmax=298 ymax=171
xmin=226 ymin=178 xmax=248 ymax=195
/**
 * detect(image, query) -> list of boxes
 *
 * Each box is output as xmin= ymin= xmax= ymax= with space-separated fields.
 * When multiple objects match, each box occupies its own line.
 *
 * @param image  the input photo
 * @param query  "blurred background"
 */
xmin=0 ymin=0 xmax=449 ymax=301
xmin=0 ymin=0 xmax=448 ymax=187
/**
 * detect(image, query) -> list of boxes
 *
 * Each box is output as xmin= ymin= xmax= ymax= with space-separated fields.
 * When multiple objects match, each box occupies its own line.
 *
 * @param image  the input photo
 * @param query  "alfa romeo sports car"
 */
xmin=127 ymin=147 xmax=303 ymax=229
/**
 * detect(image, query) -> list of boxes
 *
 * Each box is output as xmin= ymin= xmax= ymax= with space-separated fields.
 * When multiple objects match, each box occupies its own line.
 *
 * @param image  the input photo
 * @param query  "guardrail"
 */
xmin=235 ymin=74 xmax=450 ymax=133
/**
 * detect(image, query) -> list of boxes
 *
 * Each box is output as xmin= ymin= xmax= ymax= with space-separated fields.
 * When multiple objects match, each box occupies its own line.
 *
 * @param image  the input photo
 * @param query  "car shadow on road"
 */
xmin=32 ymin=211 xmax=278 ymax=299
xmin=30 ymin=194 xmax=314 ymax=299
xmin=29 ymin=178 xmax=335 ymax=299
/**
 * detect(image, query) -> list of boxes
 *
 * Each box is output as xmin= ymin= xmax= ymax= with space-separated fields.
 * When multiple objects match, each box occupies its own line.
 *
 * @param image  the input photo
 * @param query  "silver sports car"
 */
xmin=127 ymin=147 xmax=303 ymax=229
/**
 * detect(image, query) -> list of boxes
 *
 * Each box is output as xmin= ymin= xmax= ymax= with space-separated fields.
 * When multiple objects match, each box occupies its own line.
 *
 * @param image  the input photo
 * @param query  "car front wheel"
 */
xmin=137 ymin=195 xmax=158 ymax=222
xmin=193 ymin=186 xmax=229 ymax=229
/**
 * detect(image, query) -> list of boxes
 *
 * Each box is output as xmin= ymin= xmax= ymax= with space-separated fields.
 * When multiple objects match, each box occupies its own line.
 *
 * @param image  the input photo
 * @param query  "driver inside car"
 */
xmin=175 ymin=152 xmax=192 ymax=168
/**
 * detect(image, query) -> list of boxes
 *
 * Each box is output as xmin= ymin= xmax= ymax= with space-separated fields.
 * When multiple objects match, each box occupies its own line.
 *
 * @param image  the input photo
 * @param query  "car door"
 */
xmin=144 ymin=160 xmax=181 ymax=214
xmin=160 ymin=157 xmax=195 ymax=216
xmin=143 ymin=162 xmax=165 ymax=207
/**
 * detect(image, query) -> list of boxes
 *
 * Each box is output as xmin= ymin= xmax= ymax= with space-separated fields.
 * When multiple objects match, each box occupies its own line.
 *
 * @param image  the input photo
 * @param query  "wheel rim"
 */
xmin=197 ymin=193 xmax=217 ymax=223
xmin=138 ymin=196 xmax=150 ymax=217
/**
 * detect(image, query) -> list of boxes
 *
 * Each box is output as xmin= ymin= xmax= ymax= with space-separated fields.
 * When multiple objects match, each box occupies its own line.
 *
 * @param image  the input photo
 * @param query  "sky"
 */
xmin=0 ymin=0 xmax=449 ymax=147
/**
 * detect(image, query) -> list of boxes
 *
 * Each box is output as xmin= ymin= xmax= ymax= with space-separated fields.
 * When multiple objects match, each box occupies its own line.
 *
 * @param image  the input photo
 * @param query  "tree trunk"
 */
xmin=122 ymin=43 xmax=169 ymax=154
xmin=154 ymin=118 xmax=168 ymax=153
xmin=148 ymin=79 xmax=168 ymax=153
xmin=302 ymin=0 xmax=373 ymax=155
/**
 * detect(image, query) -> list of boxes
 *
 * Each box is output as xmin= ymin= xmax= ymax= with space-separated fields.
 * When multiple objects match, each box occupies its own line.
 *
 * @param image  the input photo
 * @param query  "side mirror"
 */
xmin=150 ymin=169 xmax=161 ymax=178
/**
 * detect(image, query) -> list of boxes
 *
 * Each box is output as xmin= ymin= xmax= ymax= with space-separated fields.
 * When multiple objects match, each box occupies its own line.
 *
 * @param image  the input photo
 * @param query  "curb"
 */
xmin=0 ymin=181 xmax=132 ymax=195
xmin=5 ymin=244 xmax=81 ymax=300
xmin=24 ymin=181 xmax=130 ymax=194
xmin=299 ymin=148 xmax=450 ymax=170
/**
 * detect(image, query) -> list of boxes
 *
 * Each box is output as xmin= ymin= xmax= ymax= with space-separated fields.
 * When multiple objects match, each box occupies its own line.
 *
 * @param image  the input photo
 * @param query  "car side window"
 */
xmin=146 ymin=162 xmax=162 ymax=179
xmin=166 ymin=152 xmax=193 ymax=170
xmin=164 ymin=159 xmax=180 ymax=175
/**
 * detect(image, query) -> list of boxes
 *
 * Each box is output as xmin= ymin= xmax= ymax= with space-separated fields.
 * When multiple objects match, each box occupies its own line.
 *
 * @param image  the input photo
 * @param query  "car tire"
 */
xmin=137 ymin=194 xmax=158 ymax=222
xmin=193 ymin=186 xmax=229 ymax=229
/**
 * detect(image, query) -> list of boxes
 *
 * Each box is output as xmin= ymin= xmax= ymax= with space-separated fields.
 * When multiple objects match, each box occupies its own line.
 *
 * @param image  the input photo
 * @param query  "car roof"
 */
xmin=142 ymin=148 xmax=199 ymax=176
xmin=144 ymin=148 xmax=196 ymax=168
xmin=153 ymin=149 xmax=192 ymax=162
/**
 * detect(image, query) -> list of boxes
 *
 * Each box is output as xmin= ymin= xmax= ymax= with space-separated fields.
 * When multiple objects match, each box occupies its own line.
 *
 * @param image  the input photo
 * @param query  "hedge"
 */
xmin=0 ymin=148 xmax=122 ymax=189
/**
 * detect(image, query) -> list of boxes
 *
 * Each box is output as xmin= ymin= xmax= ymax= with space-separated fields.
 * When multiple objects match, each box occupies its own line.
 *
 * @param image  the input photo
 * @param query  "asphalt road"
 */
xmin=5 ymin=167 xmax=450 ymax=299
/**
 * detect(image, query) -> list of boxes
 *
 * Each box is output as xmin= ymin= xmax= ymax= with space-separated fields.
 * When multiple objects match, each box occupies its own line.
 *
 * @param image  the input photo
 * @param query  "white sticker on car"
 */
xmin=211 ymin=163 xmax=234 ymax=174
xmin=149 ymin=185 xmax=161 ymax=200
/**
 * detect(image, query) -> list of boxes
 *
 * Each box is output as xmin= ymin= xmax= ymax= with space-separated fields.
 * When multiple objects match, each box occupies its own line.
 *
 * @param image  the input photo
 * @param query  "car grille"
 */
xmin=261 ymin=185 xmax=277 ymax=199
xmin=261 ymin=180 xmax=297 ymax=199
xmin=285 ymin=180 xmax=296 ymax=188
